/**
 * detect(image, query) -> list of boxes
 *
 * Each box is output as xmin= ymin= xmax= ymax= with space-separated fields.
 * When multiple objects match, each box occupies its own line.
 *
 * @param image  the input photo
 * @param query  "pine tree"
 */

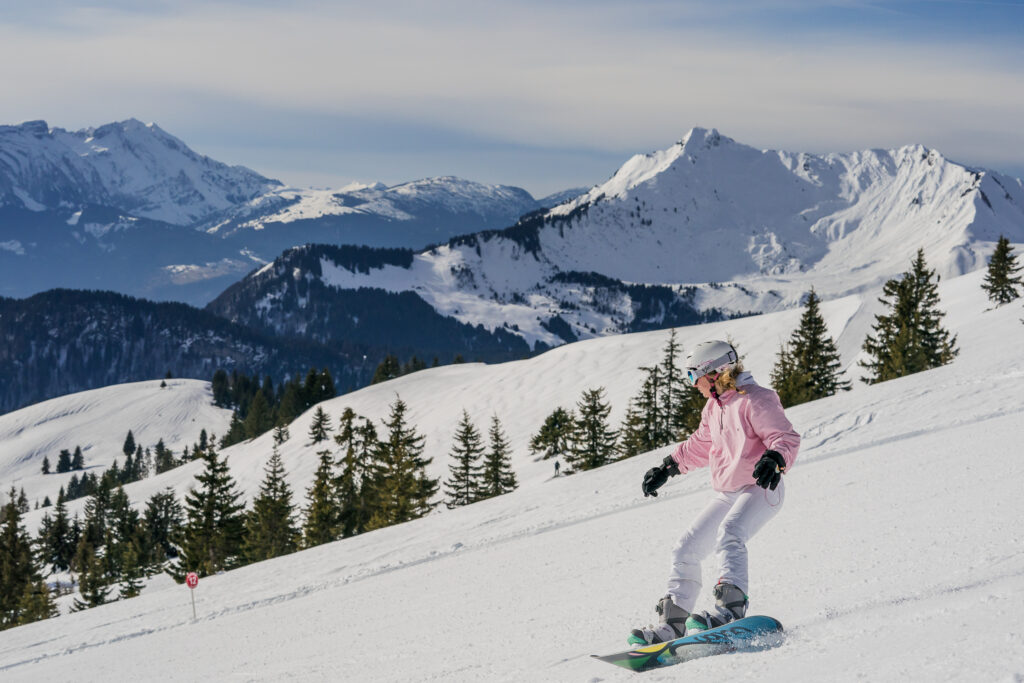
xmin=179 ymin=448 xmax=247 ymax=576
xmin=221 ymin=410 xmax=247 ymax=448
xmin=302 ymin=450 xmax=342 ymax=548
xmin=16 ymin=577 xmax=58 ymax=625
xmin=527 ymin=407 xmax=574 ymax=461
xmin=371 ymin=355 xmax=402 ymax=385
xmin=154 ymin=439 xmax=176 ymax=474
xmin=122 ymin=430 xmax=136 ymax=458
xmin=365 ymin=396 xmax=438 ymax=530
xmin=244 ymin=445 xmax=300 ymax=562
xmin=244 ymin=390 xmax=275 ymax=440
xmin=56 ymin=449 xmax=72 ymax=474
xmin=479 ymin=415 xmax=518 ymax=499
xmin=567 ymin=388 xmax=618 ymax=472
xmin=861 ymin=249 xmax=959 ymax=384
xmin=770 ymin=342 xmax=815 ymax=408
xmin=772 ymin=289 xmax=850 ymax=407
xmin=118 ymin=543 xmax=144 ymax=599
xmin=0 ymin=494 xmax=41 ymax=629
xmin=657 ymin=330 xmax=687 ymax=443
xmin=143 ymin=488 xmax=183 ymax=566
xmin=335 ymin=414 xmax=378 ymax=537
xmin=308 ymin=406 xmax=333 ymax=444
xmin=70 ymin=539 xmax=111 ymax=612
xmin=982 ymin=235 xmax=1023 ymax=305
xmin=273 ymin=423 xmax=291 ymax=446
xmin=619 ymin=366 xmax=662 ymax=459
xmin=444 ymin=411 xmax=486 ymax=508
xmin=71 ymin=445 xmax=85 ymax=470
xmin=41 ymin=493 xmax=76 ymax=572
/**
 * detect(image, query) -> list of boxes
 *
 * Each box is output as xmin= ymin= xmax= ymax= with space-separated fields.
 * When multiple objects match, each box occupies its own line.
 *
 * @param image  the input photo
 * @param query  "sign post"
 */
xmin=186 ymin=572 xmax=199 ymax=620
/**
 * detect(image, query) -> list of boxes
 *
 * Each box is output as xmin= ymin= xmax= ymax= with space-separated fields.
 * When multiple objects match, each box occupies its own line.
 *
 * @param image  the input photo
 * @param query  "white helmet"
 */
xmin=684 ymin=340 xmax=738 ymax=385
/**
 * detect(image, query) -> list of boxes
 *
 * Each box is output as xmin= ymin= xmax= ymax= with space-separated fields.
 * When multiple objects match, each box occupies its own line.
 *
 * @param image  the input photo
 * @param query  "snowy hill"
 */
xmin=2 ymin=268 xmax=1023 ymax=680
xmin=237 ymin=128 xmax=1023 ymax=350
xmin=0 ymin=380 xmax=233 ymax=506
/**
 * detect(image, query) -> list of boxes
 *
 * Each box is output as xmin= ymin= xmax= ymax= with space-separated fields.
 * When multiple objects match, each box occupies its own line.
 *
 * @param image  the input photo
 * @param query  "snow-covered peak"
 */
xmin=0 ymin=119 xmax=280 ymax=226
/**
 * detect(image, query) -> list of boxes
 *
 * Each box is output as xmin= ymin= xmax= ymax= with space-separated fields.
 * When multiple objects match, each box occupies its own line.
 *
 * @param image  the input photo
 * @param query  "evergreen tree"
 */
xmin=70 ymin=539 xmax=111 ymax=612
xmin=221 ymin=410 xmax=247 ymax=448
xmin=861 ymin=249 xmax=959 ymax=384
xmin=479 ymin=415 xmax=518 ymax=499
xmin=982 ymin=235 xmax=1023 ymax=305
xmin=444 ymin=411 xmax=485 ymax=508
xmin=71 ymin=445 xmax=85 ymax=470
xmin=154 ymin=439 xmax=176 ymax=474
xmin=0 ymin=494 xmax=41 ymax=629
xmin=122 ymin=430 xmax=136 ymax=458
xmin=244 ymin=390 xmax=275 ymax=440
xmin=567 ymin=388 xmax=618 ymax=472
xmin=527 ymin=407 xmax=574 ymax=461
xmin=179 ymin=448 xmax=247 ymax=576
xmin=273 ymin=423 xmax=291 ymax=446
xmin=619 ymin=366 xmax=662 ymax=459
xmin=277 ymin=379 xmax=305 ymax=425
xmin=244 ymin=445 xmax=300 ymax=562
xmin=143 ymin=488 xmax=183 ymax=566
xmin=365 ymin=396 xmax=438 ymax=530
xmin=41 ymin=455 xmax=50 ymax=475
xmin=211 ymin=368 xmax=231 ymax=407
xmin=771 ymin=289 xmax=850 ymax=407
xmin=657 ymin=329 xmax=687 ymax=443
xmin=56 ymin=449 xmax=72 ymax=474
xmin=42 ymin=493 xmax=76 ymax=572
xmin=16 ymin=577 xmax=58 ymax=625
xmin=770 ymin=342 xmax=815 ymax=408
xmin=302 ymin=451 xmax=342 ymax=548
xmin=371 ymin=355 xmax=402 ymax=385
xmin=308 ymin=406 xmax=333 ymax=444
xmin=334 ymin=409 xmax=376 ymax=537
xmin=118 ymin=543 xmax=144 ymax=599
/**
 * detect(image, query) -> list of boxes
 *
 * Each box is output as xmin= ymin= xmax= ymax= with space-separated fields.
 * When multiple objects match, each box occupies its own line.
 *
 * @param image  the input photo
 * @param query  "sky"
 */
xmin=2 ymin=0 xmax=1023 ymax=197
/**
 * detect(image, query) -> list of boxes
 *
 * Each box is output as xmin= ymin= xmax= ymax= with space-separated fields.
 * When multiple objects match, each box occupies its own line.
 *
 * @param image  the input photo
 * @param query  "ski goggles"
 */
xmin=684 ymin=350 xmax=737 ymax=386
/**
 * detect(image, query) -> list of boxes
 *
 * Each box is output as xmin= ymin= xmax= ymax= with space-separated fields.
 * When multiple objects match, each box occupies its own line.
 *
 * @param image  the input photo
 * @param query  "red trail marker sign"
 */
xmin=186 ymin=572 xmax=199 ymax=619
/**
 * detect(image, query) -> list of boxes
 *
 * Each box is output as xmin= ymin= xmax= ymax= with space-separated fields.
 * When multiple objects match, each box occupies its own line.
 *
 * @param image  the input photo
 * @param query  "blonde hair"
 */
xmin=715 ymin=361 xmax=746 ymax=395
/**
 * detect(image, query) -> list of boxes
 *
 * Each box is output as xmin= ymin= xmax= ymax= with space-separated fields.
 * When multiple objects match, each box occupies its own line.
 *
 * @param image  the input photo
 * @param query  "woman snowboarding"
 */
xmin=630 ymin=339 xmax=800 ymax=645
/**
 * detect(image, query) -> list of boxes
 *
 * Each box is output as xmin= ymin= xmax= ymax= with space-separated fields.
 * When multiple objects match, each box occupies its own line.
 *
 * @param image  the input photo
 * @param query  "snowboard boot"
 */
xmin=628 ymin=595 xmax=689 ymax=646
xmin=684 ymin=581 xmax=748 ymax=633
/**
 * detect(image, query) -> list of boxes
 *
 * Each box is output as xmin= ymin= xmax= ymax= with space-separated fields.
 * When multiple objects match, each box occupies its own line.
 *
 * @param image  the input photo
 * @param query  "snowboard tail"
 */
xmin=593 ymin=615 xmax=784 ymax=672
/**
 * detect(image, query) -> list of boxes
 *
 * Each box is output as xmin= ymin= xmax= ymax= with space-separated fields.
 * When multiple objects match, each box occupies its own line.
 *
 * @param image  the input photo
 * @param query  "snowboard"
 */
xmin=592 ymin=615 xmax=784 ymax=672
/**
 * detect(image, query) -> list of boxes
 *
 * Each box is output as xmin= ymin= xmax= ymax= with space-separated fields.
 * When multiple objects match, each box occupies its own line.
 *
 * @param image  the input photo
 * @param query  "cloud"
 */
xmin=1 ymin=0 xmax=1022 ymax=193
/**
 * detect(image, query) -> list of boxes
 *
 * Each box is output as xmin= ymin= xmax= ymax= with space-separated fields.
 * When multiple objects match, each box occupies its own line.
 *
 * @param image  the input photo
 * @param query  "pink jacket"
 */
xmin=669 ymin=372 xmax=800 ymax=492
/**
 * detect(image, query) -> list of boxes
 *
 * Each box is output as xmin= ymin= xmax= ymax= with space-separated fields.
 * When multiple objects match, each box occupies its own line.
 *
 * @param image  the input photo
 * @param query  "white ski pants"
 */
xmin=666 ymin=481 xmax=784 ymax=612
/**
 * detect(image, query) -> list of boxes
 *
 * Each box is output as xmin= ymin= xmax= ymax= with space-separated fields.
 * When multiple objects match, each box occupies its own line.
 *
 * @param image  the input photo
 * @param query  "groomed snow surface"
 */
xmin=1 ymin=268 xmax=1023 ymax=681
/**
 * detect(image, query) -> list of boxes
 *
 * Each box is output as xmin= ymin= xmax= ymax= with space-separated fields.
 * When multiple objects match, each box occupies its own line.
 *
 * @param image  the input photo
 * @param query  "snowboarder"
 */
xmin=630 ymin=340 xmax=800 ymax=646
xmin=554 ymin=459 xmax=560 ymax=476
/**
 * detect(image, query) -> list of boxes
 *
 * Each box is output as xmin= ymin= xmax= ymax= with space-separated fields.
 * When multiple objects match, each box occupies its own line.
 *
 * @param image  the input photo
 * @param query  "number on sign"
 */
xmin=186 ymin=572 xmax=199 ymax=589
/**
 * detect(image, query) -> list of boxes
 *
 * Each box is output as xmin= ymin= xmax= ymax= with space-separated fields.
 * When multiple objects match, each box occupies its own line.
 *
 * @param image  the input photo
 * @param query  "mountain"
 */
xmin=0 ymin=120 xmax=549 ymax=305
xmin=213 ymin=128 xmax=1024 ymax=351
xmin=205 ymin=243 xmax=720 ymax=357
xmin=0 ymin=289 xmax=371 ymax=413
xmin=3 ymin=267 xmax=1022 ymax=681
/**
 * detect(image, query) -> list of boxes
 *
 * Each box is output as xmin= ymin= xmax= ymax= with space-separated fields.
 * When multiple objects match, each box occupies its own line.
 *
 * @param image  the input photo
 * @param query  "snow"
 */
xmin=0 ymin=380 xmax=233 ymax=507
xmin=1 ymin=269 xmax=1023 ymax=681
xmin=296 ymin=128 xmax=1024 ymax=350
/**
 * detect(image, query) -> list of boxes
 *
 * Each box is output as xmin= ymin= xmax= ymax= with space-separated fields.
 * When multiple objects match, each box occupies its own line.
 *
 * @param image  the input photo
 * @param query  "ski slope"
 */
xmin=1 ymin=269 xmax=1023 ymax=681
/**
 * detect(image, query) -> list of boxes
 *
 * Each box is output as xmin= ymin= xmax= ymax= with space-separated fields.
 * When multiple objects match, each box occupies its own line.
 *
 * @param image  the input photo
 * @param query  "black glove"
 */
xmin=642 ymin=456 xmax=681 ymax=497
xmin=752 ymin=450 xmax=786 ymax=490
